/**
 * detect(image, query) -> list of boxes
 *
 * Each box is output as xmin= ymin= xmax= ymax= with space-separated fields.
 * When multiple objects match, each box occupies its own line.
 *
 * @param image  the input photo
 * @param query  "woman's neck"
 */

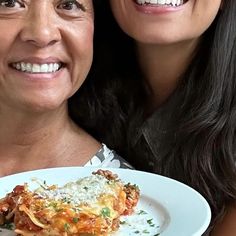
xmin=136 ymin=39 xmax=199 ymax=108
xmin=0 ymin=104 xmax=69 ymax=146
xmin=0 ymin=105 xmax=100 ymax=176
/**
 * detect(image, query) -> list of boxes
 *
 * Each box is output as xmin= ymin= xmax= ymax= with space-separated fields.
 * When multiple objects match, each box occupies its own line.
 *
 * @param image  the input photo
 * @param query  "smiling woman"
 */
xmin=0 ymin=0 xmax=130 ymax=178
xmin=74 ymin=0 xmax=236 ymax=235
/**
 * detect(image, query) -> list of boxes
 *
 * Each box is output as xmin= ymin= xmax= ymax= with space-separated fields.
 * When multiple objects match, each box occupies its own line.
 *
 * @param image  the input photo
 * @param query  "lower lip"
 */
xmin=133 ymin=1 xmax=186 ymax=14
xmin=10 ymin=67 xmax=64 ymax=81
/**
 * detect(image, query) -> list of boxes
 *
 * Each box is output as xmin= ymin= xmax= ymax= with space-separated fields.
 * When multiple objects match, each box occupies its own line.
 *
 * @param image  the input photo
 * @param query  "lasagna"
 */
xmin=0 ymin=169 xmax=140 ymax=236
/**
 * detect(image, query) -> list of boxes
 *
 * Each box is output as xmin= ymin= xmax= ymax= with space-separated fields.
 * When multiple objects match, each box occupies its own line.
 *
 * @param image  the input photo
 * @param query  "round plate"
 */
xmin=0 ymin=167 xmax=211 ymax=236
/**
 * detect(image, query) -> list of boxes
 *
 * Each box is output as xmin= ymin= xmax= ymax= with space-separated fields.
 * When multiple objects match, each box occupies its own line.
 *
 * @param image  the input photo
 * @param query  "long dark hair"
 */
xmin=69 ymin=0 xmax=236 ymax=232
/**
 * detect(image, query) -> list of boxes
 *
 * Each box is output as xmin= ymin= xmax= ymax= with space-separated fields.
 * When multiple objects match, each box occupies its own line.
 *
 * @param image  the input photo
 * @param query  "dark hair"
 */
xmin=69 ymin=0 xmax=236 ymax=233
xmin=69 ymin=0 xmax=145 ymax=151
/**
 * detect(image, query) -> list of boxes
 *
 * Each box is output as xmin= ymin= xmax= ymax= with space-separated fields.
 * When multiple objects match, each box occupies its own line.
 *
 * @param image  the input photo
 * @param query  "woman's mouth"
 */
xmin=10 ymin=62 xmax=65 ymax=74
xmin=135 ymin=0 xmax=188 ymax=7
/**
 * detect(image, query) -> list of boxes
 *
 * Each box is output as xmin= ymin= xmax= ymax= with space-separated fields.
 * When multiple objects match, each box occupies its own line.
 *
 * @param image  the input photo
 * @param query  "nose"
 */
xmin=20 ymin=8 xmax=61 ymax=48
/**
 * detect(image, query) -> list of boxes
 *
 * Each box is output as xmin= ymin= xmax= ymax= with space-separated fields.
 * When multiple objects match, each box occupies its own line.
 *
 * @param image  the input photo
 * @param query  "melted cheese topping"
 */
xmin=35 ymin=175 xmax=118 ymax=207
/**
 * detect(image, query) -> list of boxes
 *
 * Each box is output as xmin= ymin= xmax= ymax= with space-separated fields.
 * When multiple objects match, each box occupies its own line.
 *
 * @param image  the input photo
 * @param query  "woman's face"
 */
xmin=110 ymin=0 xmax=222 ymax=45
xmin=0 ymin=0 xmax=94 ymax=112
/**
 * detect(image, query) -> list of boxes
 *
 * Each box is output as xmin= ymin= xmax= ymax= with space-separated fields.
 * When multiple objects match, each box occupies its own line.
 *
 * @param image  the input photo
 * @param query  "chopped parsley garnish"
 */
xmin=100 ymin=207 xmax=111 ymax=218
xmin=138 ymin=209 xmax=147 ymax=215
xmin=120 ymin=220 xmax=126 ymax=225
xmin=62 ymin=197 xmax=71 ymax=204
xmin=147 ymin=218 xmax=156 ymax=227
xmin=72 ymin=217 xmax=79 ymax=223
xmin=64 ymin=223 xmax=70 ymax=232
xmin=1 ymin=223 xmax=14 ymax=230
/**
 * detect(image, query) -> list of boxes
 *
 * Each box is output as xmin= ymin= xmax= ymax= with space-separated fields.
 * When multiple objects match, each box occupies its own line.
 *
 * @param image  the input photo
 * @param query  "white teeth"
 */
xmin=26 ymin=63 xmax=32 ymax=72
xmin=159 ymin=0 xmax=166 ymax=4
xmin=40 ymin=64 xmax=49 ymax=73
xmin=12 ymin=62 xmax=62 ymax=73
xmin=136 ymin=0 xmax=184 ymax=6
xmin=138 ymin=0 xmax=146 ymax=3
xmin=171 ymin=0 xmax=177 ymax=6
xmin=32 ymin=64 xmax=40 ymax=73
xmin=16 ymin=63 xmax=21 ymax=70
xmin=150 ymin=0 xmax=157 ymax=4
xmin=21 ymin=62 xmax=26 ymax=71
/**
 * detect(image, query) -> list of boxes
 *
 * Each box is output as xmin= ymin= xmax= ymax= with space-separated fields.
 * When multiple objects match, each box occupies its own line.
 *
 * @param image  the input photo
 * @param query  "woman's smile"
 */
xmin=11 ymin=62 xmax=62 ymax=74
xmin=132 ymin=0 xmax=190 ymax=14
xmin=8 ymin=57 xmax=67 ymax=80
xmin=134 ymin=0 xmax=188 ymax=7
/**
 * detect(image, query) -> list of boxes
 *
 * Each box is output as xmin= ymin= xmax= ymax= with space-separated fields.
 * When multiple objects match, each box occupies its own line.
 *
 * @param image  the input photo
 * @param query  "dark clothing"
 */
xmin=131 ymin=89 xmax=181 ymax=172
xmin=130 ymin=89 xmax=211 ymax=236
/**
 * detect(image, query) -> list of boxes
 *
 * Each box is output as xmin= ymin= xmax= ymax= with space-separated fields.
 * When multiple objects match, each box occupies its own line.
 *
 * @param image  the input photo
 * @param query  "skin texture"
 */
xmin=109 ymin=0 xmax=236 ymax=235
xmin=0 ymin=0 xmax=101 ymax=176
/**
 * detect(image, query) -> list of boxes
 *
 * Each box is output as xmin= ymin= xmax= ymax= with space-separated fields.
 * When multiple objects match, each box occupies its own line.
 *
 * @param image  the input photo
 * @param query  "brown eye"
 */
xmin=0 ymin=0 xmax=24 ymax=8
xmin=57 ymin=0 xmax=85 ymax=12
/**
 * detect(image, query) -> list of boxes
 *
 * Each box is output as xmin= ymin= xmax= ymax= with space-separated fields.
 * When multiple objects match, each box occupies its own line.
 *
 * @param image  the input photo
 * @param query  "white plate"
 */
xmin=0 ymin=167 xmax=211 ymax=236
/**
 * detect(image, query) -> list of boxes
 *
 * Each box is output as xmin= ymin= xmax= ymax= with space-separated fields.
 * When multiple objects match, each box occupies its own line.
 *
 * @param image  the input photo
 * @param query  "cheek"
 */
xmin=79 ymin=24 xmax=94 ymax=57
xmin=0 ymin=21 xmax=22 ymax=76
xmin=67 ymin=23 xmax=94 ymax=89
xmin=0 ymin=23 xmax=16 ymax=63
xmin=188 ymin=1 xmax=221 ymax=36
xmin=70 ymin=22 xmax=94 ymax=60
xmin=74 ymin=25 xmax=94 ymax=72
